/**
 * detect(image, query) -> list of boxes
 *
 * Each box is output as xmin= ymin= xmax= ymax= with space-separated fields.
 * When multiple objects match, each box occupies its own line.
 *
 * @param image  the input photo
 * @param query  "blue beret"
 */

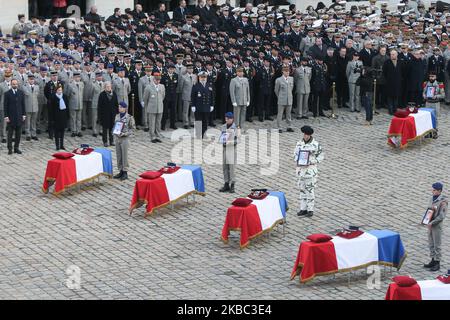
xmin=107 ymin=63 xmax=114 ymax=68
xmin=40 ymin=66 xmax=48 ymax=72
xmin=432 ymin=182 xmax=444 ymax=191
xmin=7 ymin=49 xmax=14 ymax=55
xmin=225 ymin=112 xmax=234 ymax=118
xmin=117 ymin=67 xmax=125 ymax=72
xmin=119 ymin=101 xmax=128 ymax=108
xmin=19 ymin=63 xmax=25 ymax=68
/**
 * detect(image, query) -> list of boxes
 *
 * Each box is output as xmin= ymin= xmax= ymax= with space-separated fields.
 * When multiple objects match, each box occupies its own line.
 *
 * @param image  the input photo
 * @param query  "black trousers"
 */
xmin=47 ymin=103 xmax=54 ymax=138
xmin=195 ymin=112 xmax=209 ymax=138
xmin=128 ymin=92 xmax=141 ymax=126
xmin=217 ymin=92 xmax=231 ymax=120
xmin=162 ymin=99 xmax=176 ymax=129
xmin=7 ymin=124 xmax=22 ymax=151
xmin=102 ymin=127 xmax=114 ymax=144
xmin=54 ymin=128 xmax=65 ymax=149
xmin=246 ymin=85 xmax=255 ymax=120
xmin=407 ymin=89 xmax=422 ymax=107
xmin=257 ymin=93 xmax=272 ymax=120
xmin=312 ymin=92 xmax=326 ymax=117
xmin=336 ymin=79 xmax=348 ymax=107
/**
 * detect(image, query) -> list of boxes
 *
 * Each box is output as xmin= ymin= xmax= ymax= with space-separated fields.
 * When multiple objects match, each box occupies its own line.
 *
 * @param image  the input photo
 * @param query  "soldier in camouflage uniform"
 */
xmin=294 ymin=126 xmax=324 ymax=218
xmin=423 ymin=72 xmax=445 ymax=136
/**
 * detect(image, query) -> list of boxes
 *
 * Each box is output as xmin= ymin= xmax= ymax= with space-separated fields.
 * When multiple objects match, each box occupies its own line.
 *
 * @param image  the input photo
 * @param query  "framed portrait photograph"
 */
xmin=426 ymin=86 xmax=436 ymax=99
xmin=113 ymin=121 xmax=124 ymax=135
xmin=297 ymin=150 xmax=311 ymax=166
xmin=421 ymin=208 xmax=435 ymax=225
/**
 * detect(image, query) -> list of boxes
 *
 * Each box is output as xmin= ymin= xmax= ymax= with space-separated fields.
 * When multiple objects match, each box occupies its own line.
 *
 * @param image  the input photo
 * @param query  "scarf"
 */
xmin=433 ymin=195 xmax=440 ymax=202
xmin=120 ymin=112 xmax=126 ymax=118
xmin=56 ymin=93 xmax=66 ymax=110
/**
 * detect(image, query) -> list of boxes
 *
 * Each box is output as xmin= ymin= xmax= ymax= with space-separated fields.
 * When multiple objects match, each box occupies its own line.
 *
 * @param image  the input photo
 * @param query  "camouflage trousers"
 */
xmin=298 ymin=176 xmax=317 ymax=211
xmin=428 ymin=223 xmax=443 ymax=261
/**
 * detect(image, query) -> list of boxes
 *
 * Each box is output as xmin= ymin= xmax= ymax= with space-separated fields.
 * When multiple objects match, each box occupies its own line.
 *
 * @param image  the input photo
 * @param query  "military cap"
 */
xmin=50 ymin=70 xmax=58 ymax=75
xmin=198 ymin=71 xmax=207 ymax=78
xmin=153 ymin=72 xmax=161 ymax=79
xmin=232 ymin=8 xmax=240 ymax=13
xmin=119 ymin=101 xmax=128 ymax=108
xmin=241 ymin=13 xmax=249 ymax=18
xmin=432 ymin=182 xmax=443 ymax=191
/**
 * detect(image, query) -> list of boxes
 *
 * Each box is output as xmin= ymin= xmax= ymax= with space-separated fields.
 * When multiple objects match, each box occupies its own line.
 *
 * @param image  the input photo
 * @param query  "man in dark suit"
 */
xmin=191 ymin=72 xmax=214 ymax=138
xmin=173 ymin=0 xmax=188 ymax=23
xmin=4 ymin=79 xmax=26 ymax=155
xmin=359 ymin=40 xmax=377 ymax=67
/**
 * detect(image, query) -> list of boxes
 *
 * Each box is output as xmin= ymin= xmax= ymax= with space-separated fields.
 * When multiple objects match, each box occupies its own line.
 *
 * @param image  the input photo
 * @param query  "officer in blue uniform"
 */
xmin=191 ymin=71 xmax=214 ymax=138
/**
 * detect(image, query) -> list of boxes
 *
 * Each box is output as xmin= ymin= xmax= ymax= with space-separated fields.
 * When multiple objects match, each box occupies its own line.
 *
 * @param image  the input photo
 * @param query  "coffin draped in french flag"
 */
xmin=386 ymin=279 xmax=450 ymax=300
xmin=129 ymin=165 xmax=205 ymax=217
xmin=291 ymin=230 xmax=406 ymax=283
xmin=388 ymin=108 xmax=436 ymax=148
xmin=221 ymin=191 xmax=288 ymax=249
xmin=42 ymin=148 xmax=113 ymax=195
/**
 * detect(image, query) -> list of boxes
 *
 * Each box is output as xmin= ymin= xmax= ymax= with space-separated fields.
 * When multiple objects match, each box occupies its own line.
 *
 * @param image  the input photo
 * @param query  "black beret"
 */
xmin=301 ymin=126 xmax=314 ymax=135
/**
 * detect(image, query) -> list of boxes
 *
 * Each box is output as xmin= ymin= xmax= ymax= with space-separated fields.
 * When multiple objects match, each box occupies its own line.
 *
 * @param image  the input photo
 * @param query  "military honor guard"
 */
xmin=179 ymin=64 xmax=197 ymax=129
xmin=138 ymin=65 xmax=154 ymax=130
xmin=274 ymin=66 xmax=294 ymax=133
xmin=22 ymin=74 xmax=40 ymax=141
xmin=161 ymin=64 xmax=180 ymax=130
xmin=294 ymin=57 xmax=312 ymax=119
xmin=191 ymin=71 xmax=214 ymax=138
xmin=229 ymin=67 xmax=250 ymax=131
xmin=113 ymin=102 xmax=136 ymax=182
xmin=423 ymin=72 xmax=445 ymax=133
xmin=143 ymin=73 xmax=165 ymax=143
xmin=219 ymin=112 xmax=239 ymax=194
xmin=91 ymin=72 xmax=104 ymax=137
xmin=67 ymin=71 xmax=85 ymax=137
xmin=346 ymin=52 xmax=363 ymax=112
xmin=113 ymin=68 xmax=131 ymax=107
xmin=0 ymin=71 xmax=13 ymax=144
xmin=294 ymin=126 xmax=324 ymax=218
xmin=423 ymin=182 xmax=447 ymax=272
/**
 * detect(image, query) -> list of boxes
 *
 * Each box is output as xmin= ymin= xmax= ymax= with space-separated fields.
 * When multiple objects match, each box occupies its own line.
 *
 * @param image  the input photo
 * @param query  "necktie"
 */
xmin=31 ymin=85 xmax=34 ymax=93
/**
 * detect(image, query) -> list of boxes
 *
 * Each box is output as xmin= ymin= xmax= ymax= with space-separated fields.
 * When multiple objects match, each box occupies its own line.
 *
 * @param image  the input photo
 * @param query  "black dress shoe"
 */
xmin=247 ymin=119 xmax=253 ymax=123
xmin=278 ymin=129 xmax=283 ymax=133
xmin=32 ymin=137 xmax=38 ymax=141
xmin=8 ymin=150 xmax=12 ymax=155
xmin=183 ymin=125 xmax=189 ymax=129
xmin=151 ymin=139 xmax=158 ymax=143
xmin=287 ymin=128 xmax=294 ymax=132
xmin=319 ymin=113 xmax=326 ymax=117
xmin=190 ymin=124 xmax=194 ymax=128
xmin=71 ymin=133 xmax=76 ymax=137
xmin=103 ymin=143 xmax=108 ymax=147
xmin=110 ymin=143 xmax=115 ymax=146
xmin=77 ymin=133 xmax=83 ymax=137
xmin=296 ymin=116 xmax=302 ymax=120
xmin=219 ymin=183 xmax=230 ymax=192
xmin=120 ymin=172 xmax=128 ymax=181
xmin=259 ymin=118 xmax=264 ymax=122
xmin=170 ymin=126 xmax=177 ymax=130
xmin=26 ymin=137 xmax=31 ymax=141
xmin=156 ymin=139 xmax=163 ymax=143
xmin=265 ymin=116 xmax=274 ymax=121
xmin=60 ymin=146 xmax=66 ymax=151
xmin=93 ymin=134 xmax=98 ymax=137
xmin=297 ymin=210 xmax=308 ymax=216
xmin=14 ymin=150 xmax=22 ymax=155
xmin=144 ymin=128 xmax=150 ymax=132
xmin=1 ymin=139 xmax=6 ymax=143
xmin=81 ymin=127 xmax=86 ymax=131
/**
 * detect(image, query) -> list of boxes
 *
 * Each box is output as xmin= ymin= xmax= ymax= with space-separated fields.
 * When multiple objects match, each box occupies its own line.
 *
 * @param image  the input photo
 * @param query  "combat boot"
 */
xmin=120 ymin=172 xmax=128 ymax=181
xmin=297 ymin=210 xmax=308 ymax=216
xmin=230 ymin=183 xmax=235 ymax=193
xmin=305 ymin=211 xmax=314 ymax=218
xmin=219 ymin=183 xmax=230 ymax=192
xmin=430 ymin=261 xmax=440 ymax=272
xmin=114 ymin=171 xmax=123 ymax=179
xmin=424 ymin=259 xmax=435 ymax=268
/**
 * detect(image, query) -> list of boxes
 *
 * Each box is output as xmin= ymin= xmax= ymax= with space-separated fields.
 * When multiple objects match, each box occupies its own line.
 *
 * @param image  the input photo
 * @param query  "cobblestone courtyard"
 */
xmin=1 ymin=107 xmax=449 ymax=300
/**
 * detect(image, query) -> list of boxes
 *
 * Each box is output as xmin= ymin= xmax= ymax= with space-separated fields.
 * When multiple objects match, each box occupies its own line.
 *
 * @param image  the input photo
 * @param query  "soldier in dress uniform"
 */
xmin=128 ymin=59 xmax=145 ymax=129
xmin=66 ymin=71 xmax=85 ymax=137
xmin=219 ymin=112 xmax=239 ymax=194
xmin=294 ymin=126 xmax=324 ymax=218
xmin=161 ymin=64 xmax=180 ymax=130
xmin=22 ymin=74 xmax=40 ymax=141
xmin=423 ymin=71 xmax=445 ymax=134
xmin=113 ymin=67 xmax=131 ymax=106
xmin=216 ymin=60 xmax=235 ymax=122
xmin=138 ymin=65 xmax=153 ymax=130
xmin=274 ymin=66 xmax=294 ymax=133
xmin=229 ymin=67 xmax=250 ymax=131
xmin=81 ymin=64 xmax=94 ymax=131
xmin=294 ymin=57 xmax=312 ymax=120
xmin=112 ymin=101 xmax=136 ymax=182
xmin=255 ymin=56 xmax=274 ymax=122
xmin=143 ymin=72 xmax=165 ymax=143
xmin=91 ymin=72 xmax=104 ymax=137
xmin=35 ymin=66 xmax=49 ymax=135
xmin=423 ymin=182 xmax=447 ymax=272
xmin=191 ymin=71 xmax=214 ymax=138
xmin=179 ymin=64 xmax=197 ymax=129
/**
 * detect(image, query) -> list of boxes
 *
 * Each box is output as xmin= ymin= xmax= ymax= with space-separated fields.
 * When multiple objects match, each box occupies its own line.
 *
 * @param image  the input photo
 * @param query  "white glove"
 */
xmin=210 ymin=107 xmax=214 ymax=112
xmin=191 ymin=107 xmax=196 ymax=113
xmin=232 ymin=103 xmax=238 ymax=107
xmin=141 ymin=101 xmax=144 ymax=107
xmin=246 ymin=102 xmax=250 ymax=107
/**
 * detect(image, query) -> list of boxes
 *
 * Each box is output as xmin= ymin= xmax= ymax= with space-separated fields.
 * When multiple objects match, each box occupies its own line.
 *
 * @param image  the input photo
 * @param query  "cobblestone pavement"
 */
xmin=0 ymin=106 xmax=449 ymax=300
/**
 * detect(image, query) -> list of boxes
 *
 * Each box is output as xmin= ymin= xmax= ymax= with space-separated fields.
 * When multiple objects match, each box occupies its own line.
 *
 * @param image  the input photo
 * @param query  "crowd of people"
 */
xmin=1 ymin=0 xmax=450 ymax=155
